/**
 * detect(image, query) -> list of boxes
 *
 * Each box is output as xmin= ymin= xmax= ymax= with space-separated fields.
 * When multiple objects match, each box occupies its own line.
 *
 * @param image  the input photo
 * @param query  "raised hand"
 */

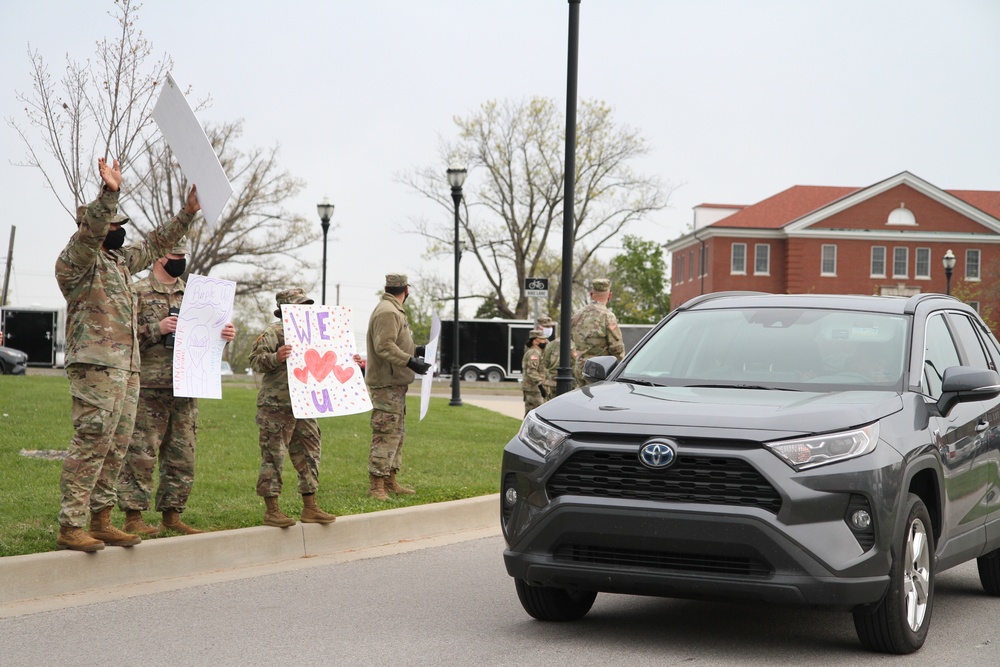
xmin=98 ymin=158 xmax=122 ymax=192
xmin=183 ymin=184 xmax=201 ymax=215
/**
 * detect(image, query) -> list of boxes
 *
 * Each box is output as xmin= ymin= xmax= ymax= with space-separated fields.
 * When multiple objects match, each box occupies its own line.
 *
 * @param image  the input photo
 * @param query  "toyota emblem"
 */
xmin=639 ymin=440 xmax=677 ymax=469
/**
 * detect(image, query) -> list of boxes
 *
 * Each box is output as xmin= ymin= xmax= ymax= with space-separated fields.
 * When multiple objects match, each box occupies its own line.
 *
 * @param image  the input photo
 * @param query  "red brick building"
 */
xmin=665 ymin=172 xmax=1000 ymax=324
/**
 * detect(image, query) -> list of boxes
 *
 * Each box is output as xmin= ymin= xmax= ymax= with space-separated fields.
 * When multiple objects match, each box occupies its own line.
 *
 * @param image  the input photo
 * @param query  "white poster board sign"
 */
xmin=152 ymin=73 xmax=234 ymax=225
xmin=419 ymin=313 xmax=442 ymax=421
xmin=282 ymin=304 xmax=371 ymax=419
xmin=173 ymin=274 xmax=236 ymax=399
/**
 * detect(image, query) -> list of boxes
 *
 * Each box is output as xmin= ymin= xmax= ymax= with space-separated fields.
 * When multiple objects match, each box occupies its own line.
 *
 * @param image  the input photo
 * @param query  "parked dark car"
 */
xmin=0 ymin=345 xmax=29 ymax=375
xmin=501 ymin=292 xmax=1000 ymax=654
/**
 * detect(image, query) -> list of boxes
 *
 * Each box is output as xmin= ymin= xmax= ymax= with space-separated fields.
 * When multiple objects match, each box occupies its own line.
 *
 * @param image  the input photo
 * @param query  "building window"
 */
xmin=915 ymin=247 xmax=930 ymax=279
xmin=688 ymin=250 xmax=695 ymax=281
xmin=970 ymin=301 xmax=981 ymax=313
xmin=966 ymin=249 xmax=981 ymax=281
xmin=731 ymin=243 xmax=747 ymax=275
xmin=699 ymin=245 xmax=708 ymax=278
xmin=821 ymin=244 xmax=837 ymax=276
xmin=677 ymin=254 xmax=686 ymax=283
xmin=893 ymin=247 xmax=908 ymax=278
xmin=871 ymin=246 xmax=886 ymax=278
xmin=754 ymin=244 xmax=770 ymax=275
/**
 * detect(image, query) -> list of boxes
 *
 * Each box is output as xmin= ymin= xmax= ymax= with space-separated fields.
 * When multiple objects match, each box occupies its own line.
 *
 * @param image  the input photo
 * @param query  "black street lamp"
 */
xmin=942 ymin=249 xmax=956 ymax=296
xmin=447 ymin=163 xmax=467 ymax=407
xmin=316 ymin=197 xmax=334 ymax=304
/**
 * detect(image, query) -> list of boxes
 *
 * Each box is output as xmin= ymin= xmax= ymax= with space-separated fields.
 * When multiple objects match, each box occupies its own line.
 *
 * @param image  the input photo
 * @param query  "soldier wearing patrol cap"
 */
xmin=364 ymin=273 xmax=430 ymax=500
xmin=538 ymin=315 xmax=578 ymax=397
xmin=54 ymin=157 xmax=200 ymax=552
xmin=521 ymin=329 xmax=549 ymax=414
xmin=248 ymin=288 xmax=338 ymax=527
xmin=570 ymin=278 xmax=624 ymax=386
xmin=116 ymin=236 xmax=236 ymax=537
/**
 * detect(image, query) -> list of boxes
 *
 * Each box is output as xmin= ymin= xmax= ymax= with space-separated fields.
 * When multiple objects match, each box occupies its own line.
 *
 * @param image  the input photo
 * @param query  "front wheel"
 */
xmin=853 ymin=493 xmax=934 ymax=654
xmin=514 ymin=578 xmax=596 ymax=621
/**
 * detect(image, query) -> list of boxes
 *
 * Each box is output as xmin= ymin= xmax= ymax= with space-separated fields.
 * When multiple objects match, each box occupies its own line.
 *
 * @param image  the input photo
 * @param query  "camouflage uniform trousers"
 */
xmin=368 ymin=385 xmax=408 ymax=477
xmin=255 ymin=406 xmax=322 ymax=497
xmin=59 ymin=364 xmax=140 ymax=528
xmin=117 ymin=389 xmax=198 ymax=512
xmin=522 ymin=389 xmax=544 ymax=416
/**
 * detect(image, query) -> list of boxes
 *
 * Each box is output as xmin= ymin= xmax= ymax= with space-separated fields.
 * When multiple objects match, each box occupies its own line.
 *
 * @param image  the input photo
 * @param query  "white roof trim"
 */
xmin=784 ymin=171 xmax=1000 ymax=235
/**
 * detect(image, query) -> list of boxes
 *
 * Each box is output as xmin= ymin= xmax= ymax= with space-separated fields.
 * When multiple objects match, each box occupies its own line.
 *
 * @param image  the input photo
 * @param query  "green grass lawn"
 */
xmin=0 ymin=375 xmax=520 ymax=557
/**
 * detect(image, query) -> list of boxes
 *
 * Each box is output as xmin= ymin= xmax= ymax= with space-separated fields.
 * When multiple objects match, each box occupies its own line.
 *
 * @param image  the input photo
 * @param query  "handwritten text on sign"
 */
xmin=281 ymin=304 xmax=371 ymax=418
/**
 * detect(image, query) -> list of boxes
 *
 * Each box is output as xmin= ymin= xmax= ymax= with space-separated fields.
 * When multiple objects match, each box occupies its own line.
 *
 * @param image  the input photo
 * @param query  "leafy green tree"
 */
xmin=609 ymin=235 xmax=671 ymax=324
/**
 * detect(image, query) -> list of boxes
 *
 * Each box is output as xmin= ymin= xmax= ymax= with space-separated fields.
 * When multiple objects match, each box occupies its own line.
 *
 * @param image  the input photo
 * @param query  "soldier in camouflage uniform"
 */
xmin=570 ymin=278 xmax=624 ymax=387
xmin=248 ymin=289 xmax=338 ymax=527
xmin=54 ymin=158 xmax=198 ymax=552
xmin=116 ymin=237 xmax=237 ymax=537
xmin=521 ymin=329 xmax=548 ymax=415
xmin=365 ymin=273 xmax=431 ymax=501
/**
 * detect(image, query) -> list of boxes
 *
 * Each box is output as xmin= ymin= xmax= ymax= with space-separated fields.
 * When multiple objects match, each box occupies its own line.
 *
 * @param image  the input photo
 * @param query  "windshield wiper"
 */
xmin=617 ymin=376 xmax=661 ymax=387
xmin=685 ymin=383 xmax=798 ymax=391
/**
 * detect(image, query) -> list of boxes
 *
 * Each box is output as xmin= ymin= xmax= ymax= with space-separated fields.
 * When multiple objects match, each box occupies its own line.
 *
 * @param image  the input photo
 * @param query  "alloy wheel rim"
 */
xmin=902 ymin=517 xmax=930 ymax=632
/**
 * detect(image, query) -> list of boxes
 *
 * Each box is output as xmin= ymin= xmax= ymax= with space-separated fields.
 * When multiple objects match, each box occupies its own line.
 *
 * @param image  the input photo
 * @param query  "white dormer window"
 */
xmin=887 ymin=203 xmax=916 ymax=226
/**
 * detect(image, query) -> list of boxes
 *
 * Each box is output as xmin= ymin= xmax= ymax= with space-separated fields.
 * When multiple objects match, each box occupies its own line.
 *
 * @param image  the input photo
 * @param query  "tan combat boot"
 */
xmin=263 ymin=496 xmax=296 ymax=528
xmin=161 ymin=509 xmax=204 ymax=535
xmin=385 ymin=471 xmax=416 ymax=495
xmin=300 ymin=494 xmax=336 ymax=524
xmin=368 ymin=474 xmax=389 ymax=501
xmin=123 ymin=509 xmax=160 ymax=536
xmin=88 ymin=507 xmax=141 ymax=547
xmin=56 ymin=525 xmax=105 ymax=552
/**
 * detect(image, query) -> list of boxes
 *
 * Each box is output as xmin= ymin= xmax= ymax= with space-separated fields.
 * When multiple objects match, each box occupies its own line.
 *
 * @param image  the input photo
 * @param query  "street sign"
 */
xmin=525 ymin=277 xmax=549 ymax=298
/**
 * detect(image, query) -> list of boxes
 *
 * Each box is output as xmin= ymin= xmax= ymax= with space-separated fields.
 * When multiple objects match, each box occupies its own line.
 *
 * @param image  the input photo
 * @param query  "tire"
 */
xmin=486 ymin=368 xmax=504 ymax=383
xmin=977 ymin=547 xmax=1000 ymax=595
xmin=853 ymin=493 xmax=934 ymax=654
xmin=514 ymin=578 xmax=596 ymax=621
xmin=462 ymin=368 xmax=479 ymax=382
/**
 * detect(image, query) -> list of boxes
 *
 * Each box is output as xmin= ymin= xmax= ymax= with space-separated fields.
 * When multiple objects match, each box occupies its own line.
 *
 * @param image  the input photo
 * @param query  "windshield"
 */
xmin=622 ymin=307 xmax=908 ymax=391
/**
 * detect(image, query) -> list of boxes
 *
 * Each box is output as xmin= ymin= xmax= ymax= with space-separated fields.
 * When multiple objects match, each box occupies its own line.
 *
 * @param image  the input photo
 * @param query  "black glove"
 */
xmin=415 ymin=344 xmax=426 ymax=357
xmin=539 ymin=385 xmax=548 ymax=399
xmin=407 ymin=356 xmax=432 ymax=375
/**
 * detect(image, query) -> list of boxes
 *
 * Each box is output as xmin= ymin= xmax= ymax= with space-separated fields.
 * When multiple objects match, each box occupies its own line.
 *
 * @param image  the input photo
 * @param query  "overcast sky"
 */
xmin=2 ymin=0 xmax=998 ymax=345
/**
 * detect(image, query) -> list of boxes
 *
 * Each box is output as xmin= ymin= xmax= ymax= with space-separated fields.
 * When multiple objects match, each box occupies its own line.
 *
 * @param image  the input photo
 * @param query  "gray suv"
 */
xmin=501 ymin=292 xmax=1000 ymax=654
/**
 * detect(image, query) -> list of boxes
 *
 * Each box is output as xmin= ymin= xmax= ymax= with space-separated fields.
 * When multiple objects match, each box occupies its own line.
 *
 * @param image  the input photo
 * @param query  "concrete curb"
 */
xmin=0 ymin=494 xmax=500 ymax=608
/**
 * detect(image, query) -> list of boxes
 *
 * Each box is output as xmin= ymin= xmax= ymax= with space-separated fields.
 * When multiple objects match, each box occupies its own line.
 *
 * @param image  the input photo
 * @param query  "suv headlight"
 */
xmin=517 ymin=412 xmax=569 ymax=457
xmin=765 ymin=422 xmax=879 ymax=471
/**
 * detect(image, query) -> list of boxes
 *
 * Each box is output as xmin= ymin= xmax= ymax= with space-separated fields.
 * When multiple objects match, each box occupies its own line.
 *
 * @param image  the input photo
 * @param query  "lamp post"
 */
xmin=316 ymin=197 xmax=334 ymax=304
xmin=447 ymin=163 xmax=467 ymax=407
xmin=942 ymin=249 xmax=956 ymax=296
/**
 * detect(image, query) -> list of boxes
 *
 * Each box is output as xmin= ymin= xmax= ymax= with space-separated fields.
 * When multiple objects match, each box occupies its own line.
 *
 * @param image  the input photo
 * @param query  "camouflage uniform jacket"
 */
xmin=541 ymin=337 xmax=574 ymax=389
xmin=135 ymin=273 xmax=185 ymax=389
xmin=570 ymin=300 xmax=624 ymax=362
xmin=55 ymin=188 xmax=194 ymax=371
xmin=365 ymin=293 xmax=415 ymax=387
xmin=522 ymin=346 xmax=546 ymax=394
xmin=248 ymin=321 xmax=292 ymax=407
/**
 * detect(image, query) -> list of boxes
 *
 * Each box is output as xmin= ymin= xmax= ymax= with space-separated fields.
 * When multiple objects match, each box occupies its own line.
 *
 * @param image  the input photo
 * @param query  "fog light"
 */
xmin=504 ymin=487 xmax=518 ymax=506
xmin=851 ymin=509 xmax=872 ymax=530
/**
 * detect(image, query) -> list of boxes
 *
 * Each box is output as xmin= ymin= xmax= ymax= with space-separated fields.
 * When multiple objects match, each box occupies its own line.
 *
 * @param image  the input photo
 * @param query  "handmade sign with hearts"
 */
xmin=281 ymin=304 xmax=372 ymax=418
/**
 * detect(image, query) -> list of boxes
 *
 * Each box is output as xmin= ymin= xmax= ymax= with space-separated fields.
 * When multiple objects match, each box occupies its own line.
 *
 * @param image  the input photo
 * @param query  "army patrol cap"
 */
xmin=537 ymin=316 xmax=554 ymax=327
xmin=169 ymin=235 xmax=190 ymax=255
xmin=527 ymin=328 xmax=547 ymax=340
xmin=385 ymin=273 xmax=409 ymax=288
xmin=591 ymin=278 xmax=611 ymax=293
xmin=273 ymin=288 xmax=314 ymax=316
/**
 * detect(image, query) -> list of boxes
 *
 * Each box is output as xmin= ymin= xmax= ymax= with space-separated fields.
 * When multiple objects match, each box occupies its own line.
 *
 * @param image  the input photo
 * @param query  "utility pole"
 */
xmin=1 ymin=226 xmax=15 ymax=307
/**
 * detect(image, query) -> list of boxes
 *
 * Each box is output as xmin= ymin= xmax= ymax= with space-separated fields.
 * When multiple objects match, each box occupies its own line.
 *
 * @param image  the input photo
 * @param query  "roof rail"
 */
xmin=903 ymin=292 xmax=959 ymax=315
xmin=676 ymin=291 xmax=769 ymax=311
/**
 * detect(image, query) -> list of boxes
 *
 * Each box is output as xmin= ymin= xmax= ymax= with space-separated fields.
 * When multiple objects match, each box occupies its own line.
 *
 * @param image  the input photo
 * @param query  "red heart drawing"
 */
xmin=304 ymin=348 xmax=337 ymax=382
xmin=332 ymin=364 xmax=354 ymax=384
xmin=292 ymin=366 xmax=309 ymax=384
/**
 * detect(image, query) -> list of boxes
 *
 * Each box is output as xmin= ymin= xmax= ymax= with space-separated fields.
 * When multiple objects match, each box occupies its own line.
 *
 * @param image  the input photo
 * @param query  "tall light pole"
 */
xmin=316 ymin=197 xmax=334 ymax=304
xmin=447 ymin=163 xmax=467 ymax=407
xmin=942 ymin=248 xmax=956 ymax=296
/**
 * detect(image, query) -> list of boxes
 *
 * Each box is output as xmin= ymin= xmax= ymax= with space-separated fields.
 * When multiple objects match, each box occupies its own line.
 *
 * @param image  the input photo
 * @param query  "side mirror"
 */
xmin=583 ymin=356 xmax=619 ymax=382
xmin=936 ymin=366 xmax=1000 ymax=415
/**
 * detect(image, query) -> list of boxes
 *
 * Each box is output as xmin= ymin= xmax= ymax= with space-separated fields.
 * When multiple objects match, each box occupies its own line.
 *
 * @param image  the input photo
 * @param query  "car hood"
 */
xmin=539 ymin=381 xmax=904 ymax=440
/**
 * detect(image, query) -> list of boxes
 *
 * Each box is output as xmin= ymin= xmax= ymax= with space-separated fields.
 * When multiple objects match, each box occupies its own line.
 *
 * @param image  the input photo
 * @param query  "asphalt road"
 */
xmin=1 ymin=534 xmax=997 ymax=667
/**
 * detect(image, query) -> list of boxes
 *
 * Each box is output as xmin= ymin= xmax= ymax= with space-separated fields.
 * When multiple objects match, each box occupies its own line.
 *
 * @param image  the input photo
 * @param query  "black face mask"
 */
xmin=103 ymin=227 xmax=126 ymax=250
xmin=164 ymin=258 xmax=187 ymax=278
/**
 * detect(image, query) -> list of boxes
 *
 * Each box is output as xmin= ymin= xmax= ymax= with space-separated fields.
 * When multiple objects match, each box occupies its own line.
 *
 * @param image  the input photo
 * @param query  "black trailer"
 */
xmin=438 ymin=319 xmax=545 ymax=382
xmin=0 ymin=307 xmax=64 ymax=367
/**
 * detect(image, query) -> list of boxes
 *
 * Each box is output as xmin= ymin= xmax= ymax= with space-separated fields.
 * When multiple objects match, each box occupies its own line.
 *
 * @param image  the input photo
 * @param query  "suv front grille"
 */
xmin=555 ymin=544 xmax=772 ymax=577
xmin=547 ymin=449 xmax=782 ymax=513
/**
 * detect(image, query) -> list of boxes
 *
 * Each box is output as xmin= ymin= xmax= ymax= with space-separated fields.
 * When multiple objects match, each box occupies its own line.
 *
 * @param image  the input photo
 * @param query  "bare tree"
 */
xmin=127 ymin=120 xmax=320 ymax=296
xmin=8 ymin=0 xmax=171 ymax=218
xmin=400 ymin=97 xmax=671 ymax=319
